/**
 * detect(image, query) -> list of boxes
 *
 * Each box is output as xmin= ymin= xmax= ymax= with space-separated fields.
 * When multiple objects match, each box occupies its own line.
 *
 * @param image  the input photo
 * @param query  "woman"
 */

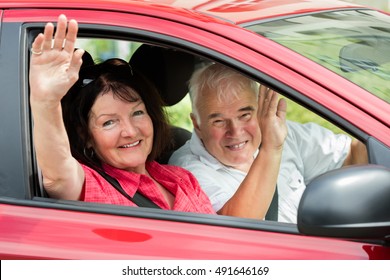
xmin=29 ymin=14 xmax=215 ymax=213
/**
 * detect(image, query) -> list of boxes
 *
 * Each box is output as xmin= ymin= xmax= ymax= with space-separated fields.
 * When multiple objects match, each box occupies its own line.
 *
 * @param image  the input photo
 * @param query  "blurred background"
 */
xmin=166 ymin=0 xmax=390 ymax=133
xmin=78 ymin=0 xmax=389 ymax=133
xmin=344 ymin=0 xmax=389 ymax=11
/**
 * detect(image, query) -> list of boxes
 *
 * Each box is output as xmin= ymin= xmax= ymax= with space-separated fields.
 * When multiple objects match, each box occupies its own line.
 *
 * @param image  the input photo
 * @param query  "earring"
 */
xmin=83 ymin=147 xmax=94 ymax=158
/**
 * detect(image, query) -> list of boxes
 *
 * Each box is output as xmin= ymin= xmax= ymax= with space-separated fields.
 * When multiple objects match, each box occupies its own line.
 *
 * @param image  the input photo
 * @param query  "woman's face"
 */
xmin=88 ymin=91 xmax=154 ymax=173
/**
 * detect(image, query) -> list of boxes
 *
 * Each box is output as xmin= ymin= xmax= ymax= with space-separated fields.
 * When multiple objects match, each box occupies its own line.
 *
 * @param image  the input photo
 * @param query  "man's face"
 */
xmin=192 ymin=86 xmax=261 ymax=172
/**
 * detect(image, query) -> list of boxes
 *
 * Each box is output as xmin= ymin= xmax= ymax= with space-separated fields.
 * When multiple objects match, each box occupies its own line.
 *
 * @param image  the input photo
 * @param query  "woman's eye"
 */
xmin=102 ymin=120 xmax=115 ymax=127
xmin=133 ymin=110 xmax=145 ymax=117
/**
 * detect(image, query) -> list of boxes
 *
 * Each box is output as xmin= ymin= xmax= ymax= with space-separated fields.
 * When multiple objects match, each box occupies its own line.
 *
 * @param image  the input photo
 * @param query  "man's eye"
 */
xmin=213 ymin=120 xmax=225 ymax=127
xmin=240 ymin=113 xmax=252 ymax=121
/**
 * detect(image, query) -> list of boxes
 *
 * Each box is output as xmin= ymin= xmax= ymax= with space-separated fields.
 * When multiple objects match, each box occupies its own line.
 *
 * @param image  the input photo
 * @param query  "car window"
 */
xmin=168 ymin=93 xmax=347 ymax=135
xmin=76 ymin=38 xmax=193 ymax=130
xmin=245 ymin=9 xmax=390 ymax=103
xmin=76 ymin=38 xmax=141 ymax=63
xmin=44 ymin=36 xmax=363 ymax=174
xmin=28 ymin=28 xmax=371 ymax=226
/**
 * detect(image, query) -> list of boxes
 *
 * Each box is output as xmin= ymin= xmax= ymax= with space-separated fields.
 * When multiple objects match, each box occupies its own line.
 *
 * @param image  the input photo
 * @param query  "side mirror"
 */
xmin=297 ymin=165 xmax=390 ymax=241
xmin=339 ymin=38 xmax=390 ymax=72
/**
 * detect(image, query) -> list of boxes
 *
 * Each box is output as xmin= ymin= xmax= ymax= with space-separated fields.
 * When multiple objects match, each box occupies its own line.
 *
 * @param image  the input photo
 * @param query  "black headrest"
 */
xmin=81 ymin=50 xmax=94 ymax=68
xmin=130 ymin=45 xmax=197 ymax=106
xmin=76 ymin=49 xmax=95 ymax=69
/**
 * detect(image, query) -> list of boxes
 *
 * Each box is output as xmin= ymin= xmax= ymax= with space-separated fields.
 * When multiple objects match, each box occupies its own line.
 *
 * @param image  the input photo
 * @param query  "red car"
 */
xmin=0 ymin=0 xmax=389 ymax=259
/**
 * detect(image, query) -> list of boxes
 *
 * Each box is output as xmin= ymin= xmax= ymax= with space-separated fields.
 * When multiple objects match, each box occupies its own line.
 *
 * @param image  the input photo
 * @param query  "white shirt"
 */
xmin=169 ymin=121 xmax=351 ymax=223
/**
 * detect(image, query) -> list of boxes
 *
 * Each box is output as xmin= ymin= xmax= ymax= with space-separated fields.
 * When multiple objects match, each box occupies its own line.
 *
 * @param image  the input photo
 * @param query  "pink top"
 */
xmin=81 ymin=161 xmax=215 ymax=214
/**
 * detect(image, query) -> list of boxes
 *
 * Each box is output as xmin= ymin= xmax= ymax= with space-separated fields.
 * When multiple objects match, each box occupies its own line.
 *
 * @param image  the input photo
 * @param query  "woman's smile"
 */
xmin=119 ymin=140 xmax=141 ymax=149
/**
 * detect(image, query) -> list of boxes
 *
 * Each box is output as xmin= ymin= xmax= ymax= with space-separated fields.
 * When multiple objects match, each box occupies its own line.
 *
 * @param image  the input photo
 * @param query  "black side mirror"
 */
xmin=298 ymin=165 xmax=390 ymax=241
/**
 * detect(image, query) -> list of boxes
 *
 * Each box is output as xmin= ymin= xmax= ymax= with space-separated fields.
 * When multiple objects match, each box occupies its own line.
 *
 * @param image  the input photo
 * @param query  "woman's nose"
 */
xmin=120 ymin=120 xmax=137 ymax=137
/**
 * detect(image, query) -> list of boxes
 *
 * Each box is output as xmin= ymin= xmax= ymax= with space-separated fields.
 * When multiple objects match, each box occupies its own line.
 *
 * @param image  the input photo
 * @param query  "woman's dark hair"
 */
xmin=62 ymin=58 xmax=171 ymax=170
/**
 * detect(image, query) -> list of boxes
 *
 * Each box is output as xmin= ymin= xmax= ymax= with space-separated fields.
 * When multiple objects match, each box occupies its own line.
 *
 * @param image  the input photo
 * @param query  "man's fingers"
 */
xmin=276 ymin=98 xmax=287 ymax=121
xmin=268 ymin=90 xmax=280 ymax=114
xmin=261 ymin=88 xmax=275 ymax=118
xmin=258 ymin=85 xmax=266 ymax=115
xmin=259 ymin=85 xmax=287 ymax=124
xmin=259 ymin=84 xmax=267 ymax=96
xmin=261 ymin=88 xmax=287 ymax=121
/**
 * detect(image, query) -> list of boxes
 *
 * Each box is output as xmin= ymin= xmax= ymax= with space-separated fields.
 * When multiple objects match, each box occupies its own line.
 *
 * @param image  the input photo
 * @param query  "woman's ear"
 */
xmin=86 ymin=138 xmax=94 ymax=149
xmin=78 ymin=128 xmax=91 ymax=149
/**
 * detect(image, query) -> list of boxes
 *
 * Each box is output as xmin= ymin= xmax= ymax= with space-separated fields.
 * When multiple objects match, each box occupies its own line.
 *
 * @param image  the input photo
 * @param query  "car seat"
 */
xmin=130 ymin=45 xmax=198 ymax=164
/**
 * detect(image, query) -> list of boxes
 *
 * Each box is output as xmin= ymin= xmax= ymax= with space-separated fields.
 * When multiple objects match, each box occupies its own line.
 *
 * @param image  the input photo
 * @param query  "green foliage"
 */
xmin=76 ymin=39 xmax=141 ymax=62
xmin=165 ymin=95 xmax=194 ymax=131
xmin=76 ymin=39 xmax=346 ymax=135
xmin=285 ymin=99 xmax=344 ymax=134
xmin=166 ymin=95 xmax=345 ymax=135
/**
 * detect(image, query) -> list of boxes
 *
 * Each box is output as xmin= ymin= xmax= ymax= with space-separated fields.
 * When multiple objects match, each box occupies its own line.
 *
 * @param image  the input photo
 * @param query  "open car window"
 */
xmin=29 ymin=31 xmax=375 ymax=225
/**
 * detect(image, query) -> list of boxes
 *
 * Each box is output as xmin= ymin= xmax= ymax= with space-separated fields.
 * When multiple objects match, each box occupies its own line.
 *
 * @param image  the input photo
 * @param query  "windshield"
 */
xmin=245 ymin=9 xmax=390 ymax=103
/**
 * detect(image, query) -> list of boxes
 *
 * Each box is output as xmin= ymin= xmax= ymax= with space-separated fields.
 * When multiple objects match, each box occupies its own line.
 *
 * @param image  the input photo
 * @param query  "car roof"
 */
xmin=1 ymin=0 xmax=365 ymax=25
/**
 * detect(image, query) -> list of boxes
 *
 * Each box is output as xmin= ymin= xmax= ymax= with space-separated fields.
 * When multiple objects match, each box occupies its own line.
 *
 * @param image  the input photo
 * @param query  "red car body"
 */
xmin=0 ymin=0 xmax=389 ymax=259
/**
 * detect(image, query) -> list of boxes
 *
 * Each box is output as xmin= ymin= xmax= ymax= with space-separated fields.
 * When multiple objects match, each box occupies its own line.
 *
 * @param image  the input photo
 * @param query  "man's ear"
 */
xmin=190 ymin=113 xmax=201 ymax=136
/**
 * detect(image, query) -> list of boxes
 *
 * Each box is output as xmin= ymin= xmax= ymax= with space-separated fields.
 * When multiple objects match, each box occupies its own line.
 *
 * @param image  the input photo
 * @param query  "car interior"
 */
xmin=129 ymin=44 xmax=198 ymax=164
xmin=26 ymin=31 xmax=299 ymax=233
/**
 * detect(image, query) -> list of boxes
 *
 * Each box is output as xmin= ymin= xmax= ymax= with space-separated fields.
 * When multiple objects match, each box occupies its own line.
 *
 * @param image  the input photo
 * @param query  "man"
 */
xmin=169 ymin=63 xmax=368 ymax=223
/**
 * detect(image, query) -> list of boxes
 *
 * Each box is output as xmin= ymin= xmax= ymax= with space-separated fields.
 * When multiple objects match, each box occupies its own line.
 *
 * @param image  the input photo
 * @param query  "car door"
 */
xmin=0 ymin=6 xmax=389 ymax=259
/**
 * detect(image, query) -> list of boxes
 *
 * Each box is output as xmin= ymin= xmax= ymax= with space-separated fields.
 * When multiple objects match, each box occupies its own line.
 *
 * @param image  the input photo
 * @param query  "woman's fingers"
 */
xmin=37 ymin=15 xmax=78 ymax=55
xmin=30 ymin=15 xmax=82 ymax=99
xmin=52 ymin=14 xmax=67 ymax=50
xmin=31 ymin=33 xmax=44 ymax=54
xmin=69 ymin=48 xmax=84 ymax=79
xmin=42 ymin=22 xmax=55 ymax=51
xmin=63 ymin=19 xmax=79 ymax=53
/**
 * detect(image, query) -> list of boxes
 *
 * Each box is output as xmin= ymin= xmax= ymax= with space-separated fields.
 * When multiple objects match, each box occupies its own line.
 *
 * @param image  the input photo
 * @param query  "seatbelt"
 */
xmin=265 ymin=186 xmax=278 ymax=221
xmin=95 ymin=168 xmax=161 ymax=209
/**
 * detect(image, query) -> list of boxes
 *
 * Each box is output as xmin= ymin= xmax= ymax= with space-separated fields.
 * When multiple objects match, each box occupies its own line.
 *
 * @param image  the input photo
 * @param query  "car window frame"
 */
xmin=17 ymin=13 xmax=387 ymax=239
xmin=19 ymin=21 xmax=301 ymax=234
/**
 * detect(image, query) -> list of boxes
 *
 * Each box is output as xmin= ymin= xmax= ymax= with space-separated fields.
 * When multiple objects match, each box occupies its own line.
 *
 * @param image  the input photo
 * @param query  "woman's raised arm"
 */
xmin=29 ymin=14 xmax=85 ymax=200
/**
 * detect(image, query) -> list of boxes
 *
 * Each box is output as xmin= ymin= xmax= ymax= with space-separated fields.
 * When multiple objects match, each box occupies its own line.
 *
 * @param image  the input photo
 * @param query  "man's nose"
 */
xmin=225 ymin=119 xmax=241 ymax=137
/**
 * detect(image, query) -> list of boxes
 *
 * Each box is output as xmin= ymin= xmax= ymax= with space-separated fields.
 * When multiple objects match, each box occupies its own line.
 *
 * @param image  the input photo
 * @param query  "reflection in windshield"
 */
xmin=245 ymin=9 xmax=390 ymax=103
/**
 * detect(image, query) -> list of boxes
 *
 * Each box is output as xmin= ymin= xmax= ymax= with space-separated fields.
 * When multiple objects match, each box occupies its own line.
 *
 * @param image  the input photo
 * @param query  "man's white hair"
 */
xmin=188 ymin=63 xmax=258 ymax=123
